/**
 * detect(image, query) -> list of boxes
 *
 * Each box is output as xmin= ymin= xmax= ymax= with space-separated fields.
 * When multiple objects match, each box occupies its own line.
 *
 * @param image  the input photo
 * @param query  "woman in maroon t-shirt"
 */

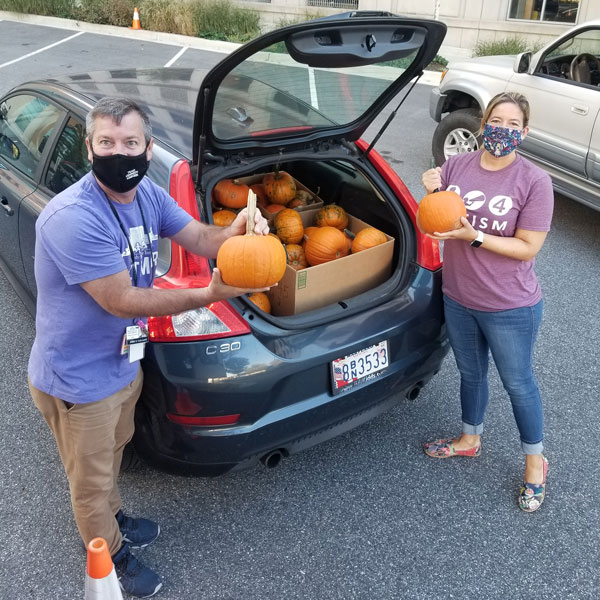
xmin=420 ymin=92 xmax=554 ymax=512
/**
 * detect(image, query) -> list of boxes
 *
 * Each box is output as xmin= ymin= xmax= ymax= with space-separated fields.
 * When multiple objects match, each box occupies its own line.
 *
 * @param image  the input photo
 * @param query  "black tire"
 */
xmin=431 ymin=108 xmax=483 ymax=167
xmin=120 ymin=442 xmax=142 ymax=472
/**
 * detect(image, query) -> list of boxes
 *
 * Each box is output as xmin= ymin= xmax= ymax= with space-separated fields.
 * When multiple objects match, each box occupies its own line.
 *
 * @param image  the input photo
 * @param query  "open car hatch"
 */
xmin=192 ymin=14 xmax=446 ymax=165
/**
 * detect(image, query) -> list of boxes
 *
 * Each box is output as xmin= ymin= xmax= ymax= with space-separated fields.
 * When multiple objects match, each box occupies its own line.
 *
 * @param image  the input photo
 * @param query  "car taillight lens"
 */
xmin=149 ymin=159 xmax=251 ymax=342
xmin=356 ymin=140 xmax=442 ymax=271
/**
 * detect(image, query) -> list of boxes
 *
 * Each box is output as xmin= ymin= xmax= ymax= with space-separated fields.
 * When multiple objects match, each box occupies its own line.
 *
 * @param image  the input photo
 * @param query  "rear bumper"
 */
xmin=429 ymin=86 xmax=446 ymax=123
xmin=134 ymin=334 xmax=448 ymax=476
xmin=133 ymin=268 xmax=448 ymax=476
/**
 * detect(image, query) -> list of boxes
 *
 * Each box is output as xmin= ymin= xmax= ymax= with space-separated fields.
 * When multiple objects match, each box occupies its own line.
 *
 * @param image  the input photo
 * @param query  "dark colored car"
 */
xmin=0 ymin=15 xmax=449 ymax=476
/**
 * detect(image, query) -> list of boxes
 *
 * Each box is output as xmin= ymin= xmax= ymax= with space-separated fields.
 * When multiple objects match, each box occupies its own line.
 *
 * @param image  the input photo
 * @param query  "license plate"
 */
xmin=330 ymin=340 xmax=389 ymax=395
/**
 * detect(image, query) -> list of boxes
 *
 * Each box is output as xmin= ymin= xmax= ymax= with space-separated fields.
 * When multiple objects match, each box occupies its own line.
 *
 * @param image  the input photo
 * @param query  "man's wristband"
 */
xmin=470 ymin=230 xmax=484 ymax=248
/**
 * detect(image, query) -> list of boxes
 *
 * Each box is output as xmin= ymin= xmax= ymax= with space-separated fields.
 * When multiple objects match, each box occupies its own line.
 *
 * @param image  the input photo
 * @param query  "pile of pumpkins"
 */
xmin=212 ymin=172 xmax=387 ymax=273
xmin=214 ymin=172 xmax=388 ymax=315
xmin=212 ymin=170 xmax=319 ymax=226
xmin=273 ymin=203 xmax=388 ymax=272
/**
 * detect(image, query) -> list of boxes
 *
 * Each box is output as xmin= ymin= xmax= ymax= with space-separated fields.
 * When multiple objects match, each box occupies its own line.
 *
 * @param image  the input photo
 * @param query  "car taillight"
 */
xmin=149 ymin=159 xmax=251 ymax=342
xmin=356 ymin=139 xmax=443 ymax=271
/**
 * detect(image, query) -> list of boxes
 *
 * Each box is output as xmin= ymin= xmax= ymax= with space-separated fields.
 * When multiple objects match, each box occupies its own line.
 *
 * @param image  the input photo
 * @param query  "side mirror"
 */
xmin=0 ymin=133 xmax=19 ymax=160
xmin=514 ymin=52 xmax=532 ymax=74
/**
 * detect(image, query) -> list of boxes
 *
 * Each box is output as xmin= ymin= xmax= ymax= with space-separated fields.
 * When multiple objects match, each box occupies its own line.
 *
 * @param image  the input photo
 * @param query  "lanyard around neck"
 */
xmin=104 ymin=192 xmax=154 ymax=287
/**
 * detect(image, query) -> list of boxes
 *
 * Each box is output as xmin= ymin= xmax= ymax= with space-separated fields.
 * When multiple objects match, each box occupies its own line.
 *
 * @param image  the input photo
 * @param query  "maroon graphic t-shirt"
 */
xmin=440 ymin=151 xmax=554 ymax=311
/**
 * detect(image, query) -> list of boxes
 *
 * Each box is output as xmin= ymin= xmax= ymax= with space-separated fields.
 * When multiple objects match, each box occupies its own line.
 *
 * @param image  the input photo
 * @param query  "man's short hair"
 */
xmin=86 ymin=97 xmax=152 ymax=145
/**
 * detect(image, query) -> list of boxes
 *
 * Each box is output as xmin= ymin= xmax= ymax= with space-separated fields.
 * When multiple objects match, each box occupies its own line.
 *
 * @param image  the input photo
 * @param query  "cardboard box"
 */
xmin=268 ymin=210 xmax=394 ymax=316
xmin=212 ymin=172 xmax=323 ymax=225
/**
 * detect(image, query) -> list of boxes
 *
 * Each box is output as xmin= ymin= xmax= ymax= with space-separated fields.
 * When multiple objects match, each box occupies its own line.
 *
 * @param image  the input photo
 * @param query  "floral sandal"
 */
xmin=424 ymin=438 xmax=482 ymax=458
xmin=518 ymin=455 xmax=548 ymax=513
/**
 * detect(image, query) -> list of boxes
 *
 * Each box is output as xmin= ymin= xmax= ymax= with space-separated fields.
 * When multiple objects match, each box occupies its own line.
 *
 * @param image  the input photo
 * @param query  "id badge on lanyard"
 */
xmin=106 ymin=192 xmax=154 ymax=363
xmin=121 ymin=320 xmax=149 ymax=363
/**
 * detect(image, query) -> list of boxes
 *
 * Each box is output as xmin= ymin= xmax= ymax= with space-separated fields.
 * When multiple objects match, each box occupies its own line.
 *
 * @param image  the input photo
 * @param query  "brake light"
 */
xmin=356 ymin=139 xmax=443 ymax=271
xmin=149 ymin=159 xmax=251 ymax=342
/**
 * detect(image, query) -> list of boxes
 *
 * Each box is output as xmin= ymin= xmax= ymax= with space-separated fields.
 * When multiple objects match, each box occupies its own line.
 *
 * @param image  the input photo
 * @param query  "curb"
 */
xmin=0 ymin=10 xmax=442 ymax=85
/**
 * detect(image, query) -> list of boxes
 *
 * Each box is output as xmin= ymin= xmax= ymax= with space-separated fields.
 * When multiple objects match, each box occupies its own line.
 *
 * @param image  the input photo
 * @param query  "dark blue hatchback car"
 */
xmin=0 ymin=15 xmax=449 ymax=475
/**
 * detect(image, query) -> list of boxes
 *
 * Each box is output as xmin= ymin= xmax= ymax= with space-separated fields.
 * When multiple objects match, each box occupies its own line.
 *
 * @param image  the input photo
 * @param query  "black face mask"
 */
xmin=91 ymin=148 xmax=149 ymax=193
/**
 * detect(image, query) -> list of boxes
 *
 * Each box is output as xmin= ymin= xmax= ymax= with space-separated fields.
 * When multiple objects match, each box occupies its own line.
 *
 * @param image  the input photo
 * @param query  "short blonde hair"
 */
xmin=478 ymin=92 xmax=530 ymax=135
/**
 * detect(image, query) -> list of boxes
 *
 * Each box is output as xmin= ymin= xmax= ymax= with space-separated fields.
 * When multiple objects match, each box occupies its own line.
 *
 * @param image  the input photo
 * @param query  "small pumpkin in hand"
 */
xmin=274 ymin=208 xmax=304 ymax=244
xmin=217 ymin=191 xmax=287 ymax=288
xmin=213 ymin=209 xmax=237 ymax=227
xmin=304 ymin=226 xmax=350 ymax=266
xmin=315 ymin=204 xmax=349 ymax=230
xmin=263 ymin=170 xmax=296 ymax=205
xmin=248 ymin=292 xmax=271 ymax=313
xmin=351 ymin=227 xmax=387 ymax=253
xmin=416 ymin=190 xmax=466 ymax=234
xmin=213 ymin=178 xmax=249 ymax=209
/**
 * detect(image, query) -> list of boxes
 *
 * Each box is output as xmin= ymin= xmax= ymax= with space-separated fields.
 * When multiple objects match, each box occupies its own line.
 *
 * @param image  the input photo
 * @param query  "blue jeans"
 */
xmin=443 ymin=295 xmax=544 ymax=454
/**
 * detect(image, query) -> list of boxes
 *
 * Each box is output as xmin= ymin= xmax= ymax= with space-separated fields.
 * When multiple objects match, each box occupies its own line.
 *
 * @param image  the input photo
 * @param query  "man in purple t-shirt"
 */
xmin=27 ymin=97 xmax=270 ymax=598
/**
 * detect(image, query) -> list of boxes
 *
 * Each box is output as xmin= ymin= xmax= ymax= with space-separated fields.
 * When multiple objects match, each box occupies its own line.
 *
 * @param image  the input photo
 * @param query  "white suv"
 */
xmin=430 ymin=20 xmax=600 ymax=211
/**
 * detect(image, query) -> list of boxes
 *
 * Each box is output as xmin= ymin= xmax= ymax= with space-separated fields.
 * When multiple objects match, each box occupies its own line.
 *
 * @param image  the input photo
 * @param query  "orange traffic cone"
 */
xmin=130 ymin=7 xmax=142 ymax=30
xmin=85 ymin=537 xmax=124 ymax=600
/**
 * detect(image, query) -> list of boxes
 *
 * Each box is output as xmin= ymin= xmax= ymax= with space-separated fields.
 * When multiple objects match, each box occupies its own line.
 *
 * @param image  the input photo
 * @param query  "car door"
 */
xmin=19 ymin=114 xmax=90 ymax=297
xmin=0 ymin=94 xmax=64 ymax=292
xmin=506 ymin=26 xmax=600 ymax=178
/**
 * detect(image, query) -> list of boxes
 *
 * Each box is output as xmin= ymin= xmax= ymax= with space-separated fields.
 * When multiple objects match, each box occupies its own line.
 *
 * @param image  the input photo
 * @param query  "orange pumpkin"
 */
xmin=351 ymin=227 xmax=387 ymax=253
xmin=302 ymin=226 xmax=319 ymax=248
xmin=213 ymin=209 xmax=237 ymax=227
xmin=274 ymin=208 xmax=304 ymax=244
xmin=250 ymin=183 xmax=268 ymax=209
xmin=217 ymin=192 xmax=287 ymax=288
xmin=416 ymin=190 xmax=467 ymax=234
xmin=213 ymin=178 xmax=250 ymax=209
xmin=248 ymin=292 xmax=271 ymax=313
xmin=304 ymin=226 xmax=350 ymax=266
xmin=315 ymin=204 xmax=349 ymax=230
xmin=284 ymin=244 xmax=307 ymax=271
xmin=265 ymin=203 xmax=286 ymax=214
xmin=263 ymin=170 xmax=296 ymax=205
xmin=287 ymin=197 xmax=307 ymax=209
xmin=287 ymin=190 xmax=312 ymax=208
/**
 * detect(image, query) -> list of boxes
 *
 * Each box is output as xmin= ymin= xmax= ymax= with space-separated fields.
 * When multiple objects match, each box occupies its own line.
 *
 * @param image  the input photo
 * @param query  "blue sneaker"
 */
xmin=113 ymin=544 xmax=163 ymax=598
xmin=116 ymin=510 xmax=160 ymax=549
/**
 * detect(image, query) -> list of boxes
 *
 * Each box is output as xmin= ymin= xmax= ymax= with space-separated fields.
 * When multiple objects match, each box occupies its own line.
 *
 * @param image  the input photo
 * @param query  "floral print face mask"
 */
xmin=482 ymin=123 xmax=524 ymax=158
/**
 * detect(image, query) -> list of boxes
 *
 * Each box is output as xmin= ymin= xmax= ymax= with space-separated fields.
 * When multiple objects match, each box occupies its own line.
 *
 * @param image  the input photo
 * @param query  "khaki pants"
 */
xmin=29 ymin=368 xmax=143 ymax=556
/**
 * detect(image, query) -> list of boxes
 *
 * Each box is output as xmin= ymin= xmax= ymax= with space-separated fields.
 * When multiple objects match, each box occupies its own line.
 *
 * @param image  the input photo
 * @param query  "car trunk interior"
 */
xmin=208 ymin=156 xmax=416 ymax=320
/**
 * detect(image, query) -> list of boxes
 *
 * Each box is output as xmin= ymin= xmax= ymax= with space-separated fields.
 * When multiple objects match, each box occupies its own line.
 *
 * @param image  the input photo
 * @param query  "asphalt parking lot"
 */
xmin=0 ymin=13 xmax=599 ymax=600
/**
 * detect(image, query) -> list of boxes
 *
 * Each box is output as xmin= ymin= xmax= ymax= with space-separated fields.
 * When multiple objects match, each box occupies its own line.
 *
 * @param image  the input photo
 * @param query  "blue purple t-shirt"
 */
xmin=440 ymin=151 xmax=554 ymax=311
xmin=28 ymin=172 xmax=193 ymax=403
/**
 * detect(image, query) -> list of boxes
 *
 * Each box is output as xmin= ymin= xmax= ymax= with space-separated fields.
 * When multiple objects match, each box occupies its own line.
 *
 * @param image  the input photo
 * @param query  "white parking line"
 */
xmin=0 ymin=31 xmax=85 ymax=69
xmin=164 ymin=46 xmax=188 ymax=68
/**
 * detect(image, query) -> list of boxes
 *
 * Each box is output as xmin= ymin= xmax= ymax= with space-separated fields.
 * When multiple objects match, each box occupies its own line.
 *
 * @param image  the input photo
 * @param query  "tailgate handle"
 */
xmin=1 ymin=196 xmax=14 ymax=216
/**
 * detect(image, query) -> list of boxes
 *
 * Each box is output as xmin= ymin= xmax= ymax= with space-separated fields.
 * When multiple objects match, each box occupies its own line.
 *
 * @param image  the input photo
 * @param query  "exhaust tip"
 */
xmin=260 ymin=449 xmax=284 ymax=469
xmin=406 ymin=383 xmax=422 ymax=401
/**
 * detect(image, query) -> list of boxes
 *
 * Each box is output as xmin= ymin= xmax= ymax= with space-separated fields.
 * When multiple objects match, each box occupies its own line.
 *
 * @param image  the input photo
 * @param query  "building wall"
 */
xmin=240 ymin=0 xmax=598 ymax=58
